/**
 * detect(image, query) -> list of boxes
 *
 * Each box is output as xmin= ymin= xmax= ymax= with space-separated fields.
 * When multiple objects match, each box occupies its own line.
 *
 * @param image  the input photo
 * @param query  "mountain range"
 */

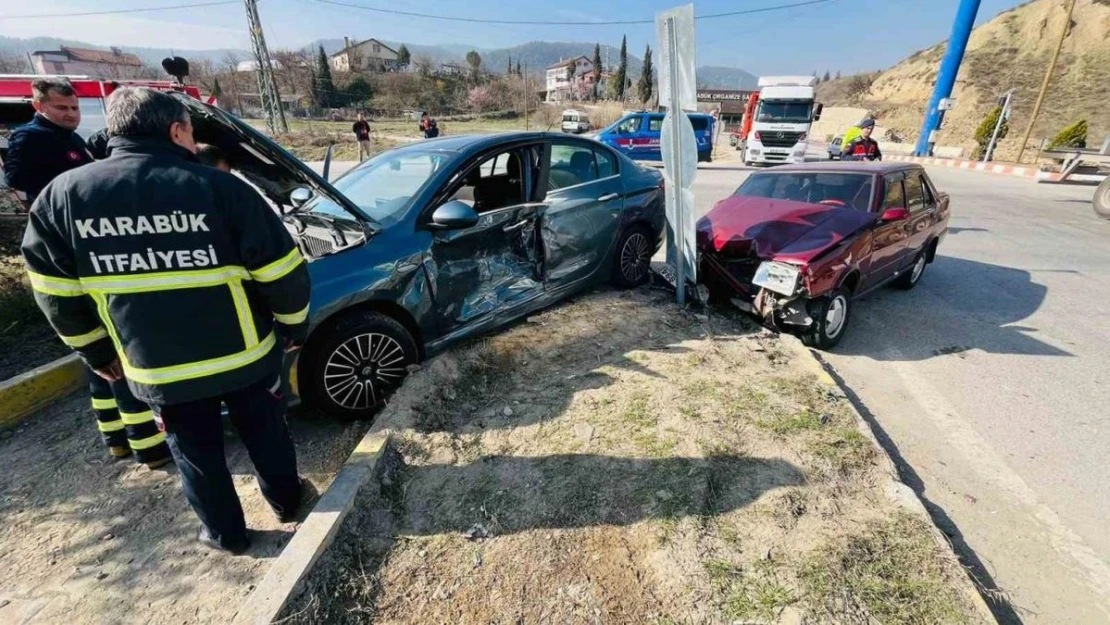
xmin=0 ymin=35 xmax=758 ymax=89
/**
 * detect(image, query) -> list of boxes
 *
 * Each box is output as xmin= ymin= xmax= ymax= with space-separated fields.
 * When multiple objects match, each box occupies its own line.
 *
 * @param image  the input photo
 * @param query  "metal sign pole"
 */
xmin=666 ymin=15 xmax=686 ymax=307
xmin=983 ymin=89 xmax=1012 ymax=163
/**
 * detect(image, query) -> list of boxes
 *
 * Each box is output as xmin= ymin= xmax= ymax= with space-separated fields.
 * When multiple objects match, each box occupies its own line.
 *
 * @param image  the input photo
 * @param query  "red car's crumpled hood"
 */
xmin=696 ymin=196 xmax=877 ymax=264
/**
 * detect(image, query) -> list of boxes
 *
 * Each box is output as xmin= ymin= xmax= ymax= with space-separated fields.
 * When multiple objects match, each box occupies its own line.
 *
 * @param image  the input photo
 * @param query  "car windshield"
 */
xmin=305 ymin=149 xmax=450 ymax=226
xmin=756 ymin=100 xmax=814 ymax=124
xmin=734 ymin=172 xmax=874 ymax=212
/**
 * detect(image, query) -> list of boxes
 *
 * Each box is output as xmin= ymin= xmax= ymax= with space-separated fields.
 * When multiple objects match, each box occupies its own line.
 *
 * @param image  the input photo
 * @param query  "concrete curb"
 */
xmin=885 ymin=154 xmax=1106 ymax=183
xmin=0 ymin=354 xmax=85 ymax=428
xmin=231 ymin=427 xmax=393 ymax=625
xmin=781 ymin=336 xmax=1000 ymax=625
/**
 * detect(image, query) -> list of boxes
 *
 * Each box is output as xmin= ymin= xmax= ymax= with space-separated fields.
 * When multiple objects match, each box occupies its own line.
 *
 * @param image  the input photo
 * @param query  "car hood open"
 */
xmin=171 ymin=93 xmax=373 ymax=226
xmin=696 ymin=195 xmax=877 ymax=264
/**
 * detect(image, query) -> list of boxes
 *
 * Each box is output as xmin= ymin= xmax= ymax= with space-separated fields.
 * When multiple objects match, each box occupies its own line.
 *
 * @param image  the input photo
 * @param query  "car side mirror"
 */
xmin=290 ymin=187 xmax=313 ymax=209
xmin=813 ymin=102 xmax=824 ymax=121
xmin=880 ymin=207 xmax=910 ymax=222
xmin=430 ymin=200 xmax=479 ymax=230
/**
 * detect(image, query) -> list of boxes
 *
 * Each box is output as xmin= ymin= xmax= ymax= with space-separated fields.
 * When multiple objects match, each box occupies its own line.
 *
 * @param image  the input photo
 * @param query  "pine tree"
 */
xmin=315 ymin=45 xmax=336 ymax=108
xmin=516 ymin=60 xmax=522 ymax=76
xmin=822 ymin=70 xmax=831 ymax=82
xmin=591 ymin=43 xmax=602 ymax=101
xmin=637 ymin=45 xmax=654 ymax=104
xmin=211 ymin=77 xmax=223 ymax=99
xmin=397 ymin=44 xmax=411 ymax=68
xmin=835 ymin=70 xmax=841 ymax=79
xmin=612 ymin=35 xmax=628 ymax=100
xmin=507 ymin=55 xmax=513 ymax=75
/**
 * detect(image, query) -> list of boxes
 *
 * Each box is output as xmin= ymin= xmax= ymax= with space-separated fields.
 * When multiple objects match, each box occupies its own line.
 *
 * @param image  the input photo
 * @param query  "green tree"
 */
xmin=973 ymin=106 xmax=1009 ymax=160
xmin=822 ymin=70 xmax=831 ymax=82
xmin=397 ymin=44 xmax=411 ymax=68
xmin=1048 ymin=119 xmax=1088 ymax=150
xmin=611 ymin=35 xmax=628 ymax=100
xmin=637 ymin=45 xmax=654 ymax=104
xmin=345 ymin=77 xmax=374 ymax=108
xmin=507 ymin=55 xmax=513 ymax=75
xmin=211 ymin=77 xmax=223 ymax=99
xmin=466 ymin=50 xmax=482 ymax=81
xmin=591 ymin=43 xmax=602 ymax=101
xmin=835 ymin=70 xmax=841 ymax=79
xmin=315 ymin=45 xmax=337 ymax=108
xmin=516 ymin=60 xmax=522 ymax=76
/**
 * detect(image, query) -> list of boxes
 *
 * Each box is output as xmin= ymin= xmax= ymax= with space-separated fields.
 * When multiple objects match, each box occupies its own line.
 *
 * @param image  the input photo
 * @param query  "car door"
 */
xmin=900 ymin=170 xmax=936 ymax=265
xmin=610 ymin=114 xmax=642 ymax=158
xmin=641 ymin=114 xmax=664 ymax=161
xmin=425 ymin=145 xmax=545 ymax=333
xmin=540 ymin=140 xmax=625 ymax=289
xmin=862 ymin=172 xmax=912 ymax=291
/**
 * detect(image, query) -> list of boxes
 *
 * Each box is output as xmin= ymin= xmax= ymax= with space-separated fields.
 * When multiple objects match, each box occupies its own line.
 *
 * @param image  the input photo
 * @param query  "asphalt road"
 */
xmin=687 ymin=162 xmax=1110 ymax=624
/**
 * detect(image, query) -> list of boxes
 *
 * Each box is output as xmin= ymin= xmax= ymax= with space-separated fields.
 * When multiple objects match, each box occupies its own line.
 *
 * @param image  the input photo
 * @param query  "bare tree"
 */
xmin=414 ymin=55 xmax=434 ymax=79
xmin=0 ymin=52 xmax=31 ymax=74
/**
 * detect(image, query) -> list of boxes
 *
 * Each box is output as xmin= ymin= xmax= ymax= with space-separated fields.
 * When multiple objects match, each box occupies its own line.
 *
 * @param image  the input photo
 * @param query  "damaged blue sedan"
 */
xmin=180 ymin=95 xmax=665 ymax=418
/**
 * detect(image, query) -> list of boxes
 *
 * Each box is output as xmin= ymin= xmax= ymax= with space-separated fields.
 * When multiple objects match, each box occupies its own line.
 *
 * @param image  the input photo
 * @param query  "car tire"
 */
xmin=302 ymin=311 xmax=419 ymax=420
xmin=611 ymin=224 xmax=653 ymax=288
xmin=1094 ymin=176 xmax=1110 ymax=221
xmin=894 ymin=250 xmax=928 ymax=290
xmin=801 ymin=287 xmax=852 ymax=350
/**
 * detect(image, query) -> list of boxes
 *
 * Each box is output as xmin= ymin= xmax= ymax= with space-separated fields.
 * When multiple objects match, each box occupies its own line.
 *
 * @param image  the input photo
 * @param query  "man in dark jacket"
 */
xmin=352 ymin=113 xmax=371 ymax=161
xmin=2 ymin=79 xmax=92 ymax=205
xmin=840 ymin=118 xmax=882 ymax=161
xmin=8 ymin=80 xmax=170 ymax=468
xmin=22 ymin=87 xmax=312 ymax=554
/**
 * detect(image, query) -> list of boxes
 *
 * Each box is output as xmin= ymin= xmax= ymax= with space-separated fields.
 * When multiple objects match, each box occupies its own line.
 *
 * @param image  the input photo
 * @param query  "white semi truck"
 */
xmin=743 ymin=76 xmax=823 ymax=166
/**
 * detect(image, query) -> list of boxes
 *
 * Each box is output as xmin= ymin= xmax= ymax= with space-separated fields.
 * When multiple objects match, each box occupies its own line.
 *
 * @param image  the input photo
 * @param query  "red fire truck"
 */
xmin=0 ymin=76 xmax=211 ymax=212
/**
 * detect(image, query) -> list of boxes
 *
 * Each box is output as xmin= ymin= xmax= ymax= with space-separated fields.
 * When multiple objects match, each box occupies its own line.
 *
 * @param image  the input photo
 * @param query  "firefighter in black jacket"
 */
xmin=7 ymin=79 xmax=170 ymax=468
xmin=22 ymin=87 xmax=311 ymax=554
xmin=840 ymin=118 xmax=882 ymax=161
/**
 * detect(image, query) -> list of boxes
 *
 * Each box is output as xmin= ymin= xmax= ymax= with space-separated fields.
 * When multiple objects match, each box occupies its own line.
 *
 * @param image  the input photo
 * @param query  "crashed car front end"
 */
xmin=696 ymin=195 xmax=875 ymax=334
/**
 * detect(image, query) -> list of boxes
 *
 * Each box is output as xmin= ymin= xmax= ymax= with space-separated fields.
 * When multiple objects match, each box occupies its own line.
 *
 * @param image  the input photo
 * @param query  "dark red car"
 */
xmin=697 ymin=162 xmax=950 ymax=348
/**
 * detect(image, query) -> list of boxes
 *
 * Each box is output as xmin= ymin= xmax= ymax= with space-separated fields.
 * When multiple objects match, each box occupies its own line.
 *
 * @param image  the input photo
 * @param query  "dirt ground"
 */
xmin=281 ymin=288 xmax=986 ymax=625
xmin=0 ymin=219 xmax=68 ymax=381
xmin=0 ymin=393 xmax=369 ymax=625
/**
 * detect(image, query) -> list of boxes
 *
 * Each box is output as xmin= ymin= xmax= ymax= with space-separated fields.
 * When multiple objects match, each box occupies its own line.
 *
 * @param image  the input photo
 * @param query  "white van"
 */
xmin=561 ymin=109 xmax=591 ymax=134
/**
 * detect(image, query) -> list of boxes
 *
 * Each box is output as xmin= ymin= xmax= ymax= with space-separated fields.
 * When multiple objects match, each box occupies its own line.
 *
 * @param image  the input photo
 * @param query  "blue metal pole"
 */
xmin=914 ymin=0 xmax=981 ymax=156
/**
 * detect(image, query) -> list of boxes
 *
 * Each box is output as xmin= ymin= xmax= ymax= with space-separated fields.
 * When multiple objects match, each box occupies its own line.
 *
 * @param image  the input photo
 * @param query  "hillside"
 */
xmin=818 ymin=0 xmax=1110 ymax=161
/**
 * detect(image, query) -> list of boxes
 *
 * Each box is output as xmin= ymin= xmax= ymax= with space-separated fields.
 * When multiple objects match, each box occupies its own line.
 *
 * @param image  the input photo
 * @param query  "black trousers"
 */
xmin=152 ymin=372 xmax=300 ymax=548
xmin=87 ymin=366 xmax=170 ymax=464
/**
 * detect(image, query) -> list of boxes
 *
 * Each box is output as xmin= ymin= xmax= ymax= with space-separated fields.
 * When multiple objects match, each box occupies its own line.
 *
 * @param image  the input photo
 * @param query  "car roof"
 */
xmin=388 ymin=131 xmax=599 ymax=154
xmin=761 ymin=161 xmax=919 ymax=175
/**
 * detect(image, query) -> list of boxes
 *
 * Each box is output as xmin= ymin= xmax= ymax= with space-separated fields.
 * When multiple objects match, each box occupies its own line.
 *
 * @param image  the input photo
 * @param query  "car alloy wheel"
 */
xmin=825 ymin=293 xmax=849 ymax=339
xmin=620 ymin=232 xmax=651 ymax=284
xmin=323 ymin=332 xmax=408 ymax=411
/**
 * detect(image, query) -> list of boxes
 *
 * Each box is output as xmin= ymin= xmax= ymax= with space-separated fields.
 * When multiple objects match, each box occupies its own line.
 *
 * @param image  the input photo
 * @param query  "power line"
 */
xmin=308 ymin=0 xmax=837 ymax=26
xmin=4 ymin=1 xmax=241 ymax=20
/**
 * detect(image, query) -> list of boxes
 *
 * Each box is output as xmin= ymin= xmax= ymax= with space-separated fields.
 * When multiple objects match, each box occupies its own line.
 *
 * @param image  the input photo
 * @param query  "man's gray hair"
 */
xmin=106 ymin=87 xmax=189 ymax=139
xmin=32 ymin=78 xmax=75 ymax=103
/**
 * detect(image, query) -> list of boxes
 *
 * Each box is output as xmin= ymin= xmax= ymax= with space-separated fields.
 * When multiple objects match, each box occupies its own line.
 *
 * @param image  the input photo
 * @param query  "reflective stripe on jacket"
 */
xmin=21 ymin=136 xmax=310 ymax=405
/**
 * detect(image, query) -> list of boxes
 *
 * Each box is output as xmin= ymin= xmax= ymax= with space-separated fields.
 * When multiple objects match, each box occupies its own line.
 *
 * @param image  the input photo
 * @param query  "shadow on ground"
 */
xmin=834 ymin=255 xmax=1070 ymax=361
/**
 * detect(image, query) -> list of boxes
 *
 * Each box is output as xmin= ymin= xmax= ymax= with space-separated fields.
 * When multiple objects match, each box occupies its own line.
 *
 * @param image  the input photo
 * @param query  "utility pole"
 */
xmin=914 ymin=0 xmax=981 ymax=156
xmin=1015 ymin=0 xmax=1076 ymax=164
xmin=243 ymin=0 xmax=288 ymax=134
xmin=983 ymin=88 xmax=1013 ymax=163
xmin=523 ymin=61 xmax=529 ymax=131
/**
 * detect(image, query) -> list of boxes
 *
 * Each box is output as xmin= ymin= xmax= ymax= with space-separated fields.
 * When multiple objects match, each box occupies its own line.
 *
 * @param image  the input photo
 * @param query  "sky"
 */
xmin=1 ymin=0 xmax=1029 ymax=75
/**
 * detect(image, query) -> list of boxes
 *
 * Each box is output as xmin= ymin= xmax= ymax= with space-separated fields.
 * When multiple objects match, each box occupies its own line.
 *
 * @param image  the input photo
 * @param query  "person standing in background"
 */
xmin=352 ymin=113 xmax=372 ymax=162
xmin=8 ymin=80 xmax=170 ymax=468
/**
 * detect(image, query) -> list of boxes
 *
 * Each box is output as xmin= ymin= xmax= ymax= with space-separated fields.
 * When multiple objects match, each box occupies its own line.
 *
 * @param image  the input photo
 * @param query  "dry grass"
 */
xmin=279 ymin=289 xmax=986 ymax=625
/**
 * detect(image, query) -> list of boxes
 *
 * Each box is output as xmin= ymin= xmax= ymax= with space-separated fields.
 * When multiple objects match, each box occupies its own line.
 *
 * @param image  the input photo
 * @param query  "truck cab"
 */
xmin=743 ymin=76 xmax=822 ymax=167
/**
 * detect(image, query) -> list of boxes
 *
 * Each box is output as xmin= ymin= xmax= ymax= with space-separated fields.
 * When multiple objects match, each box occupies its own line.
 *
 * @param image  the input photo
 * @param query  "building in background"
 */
xmin=30 ymin=47 xmax=146 ymax=78
xmin=330 ymin=38 xmax=401 ymax=73
xmin=545 ymin=55 xmax=600 ymax=103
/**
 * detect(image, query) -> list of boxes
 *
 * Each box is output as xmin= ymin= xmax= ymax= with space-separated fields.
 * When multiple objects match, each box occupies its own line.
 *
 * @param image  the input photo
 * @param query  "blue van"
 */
xmin=593 ymin=111 xmax=715 ymax=162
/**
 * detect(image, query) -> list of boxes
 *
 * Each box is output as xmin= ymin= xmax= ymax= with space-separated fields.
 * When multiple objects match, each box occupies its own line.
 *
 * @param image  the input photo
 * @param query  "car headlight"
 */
xmin=752 ymin=261 xmax=801 ymax=296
